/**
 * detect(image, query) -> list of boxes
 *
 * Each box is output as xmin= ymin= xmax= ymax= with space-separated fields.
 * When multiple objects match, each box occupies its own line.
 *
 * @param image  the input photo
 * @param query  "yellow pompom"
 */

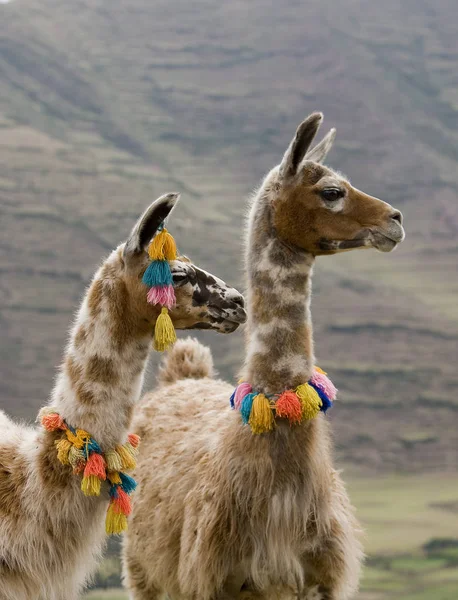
xmin=65 ymin=428 xmax=88 ymax=449
xmin=81 ymin=474 xmax=102 ymax=497
xmin=105 ymin=450 xmax=123 ymax=473
xmin=161 ymin=229 xmax=177 ymax=261
xmin=295 ymin=383 xmax=322 ymax=420
xmin=249 ymin=393 xmax=274 ymax=434
xmin=105 ymin=503 xmax=128 ymax=535
xmin=116 ymin=444 xmax=136 ymax=471
xmin=154 ymin=307 xmax=177 ymax=352
xmin=107 ymin=471 xmax=122 ymax=485
xmin=55 ymin=439 xmax=72 ymax=465
xmin=315 ymin=366 xmax=327 ymax=375
xmin=147 ymin=228 xmax=177 ymax=261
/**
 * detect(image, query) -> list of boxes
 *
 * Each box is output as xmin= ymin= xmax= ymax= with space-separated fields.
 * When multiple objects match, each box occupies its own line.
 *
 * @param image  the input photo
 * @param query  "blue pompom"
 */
xmin=142 ymin=260 xmax=173 ymax=287
xmin=309 ymin=382 xmax=333 ymax=413
xmin=229 ymin=389 xmax=236 ymax=409
xmin=119 ymin=472 xmax=137 ymax=494
xmin=240 ymin=393 xmax=256 ymax=424
xmin=87 ymin=438 xmax=102 ymax=454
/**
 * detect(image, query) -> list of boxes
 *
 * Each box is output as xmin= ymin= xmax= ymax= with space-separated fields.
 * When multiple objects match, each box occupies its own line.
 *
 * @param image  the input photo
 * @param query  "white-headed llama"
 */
xmin=124 ymin=114 xmax=405 ymax=600
xmin=0 ymin=192 xmax=246 ymax=600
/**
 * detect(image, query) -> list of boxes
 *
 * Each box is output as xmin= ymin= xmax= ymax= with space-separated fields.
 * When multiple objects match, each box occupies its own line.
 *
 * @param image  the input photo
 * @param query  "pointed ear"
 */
xmin=124 ymin=192 xmax=180 ymax=256
xmin=279 ymin=112 xmax=323 ymax=179
xmin=304 ymin=128 xmax=336 ymax=164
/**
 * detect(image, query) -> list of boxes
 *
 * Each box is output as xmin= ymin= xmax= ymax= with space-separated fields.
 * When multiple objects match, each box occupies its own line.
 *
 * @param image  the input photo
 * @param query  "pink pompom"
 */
xmin=234 ymin=383 xmax=253 ymax=410
xmin=147 ymin=285 xmax=176 ymax=309
xmin=310 ymin=370 xmax=337 ymax=401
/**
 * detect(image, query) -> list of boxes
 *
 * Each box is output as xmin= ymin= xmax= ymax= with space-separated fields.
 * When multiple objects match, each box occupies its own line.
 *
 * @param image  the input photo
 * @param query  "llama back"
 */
xmin=157 ymin=337 xmax=215 ymax=386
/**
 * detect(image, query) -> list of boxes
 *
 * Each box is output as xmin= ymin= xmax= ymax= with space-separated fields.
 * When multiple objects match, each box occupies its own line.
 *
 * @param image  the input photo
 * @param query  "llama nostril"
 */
xmin=391 ymin=210 xmax=403 ymax=225
xmin=231 ymin=294 xmax=245 ymax=307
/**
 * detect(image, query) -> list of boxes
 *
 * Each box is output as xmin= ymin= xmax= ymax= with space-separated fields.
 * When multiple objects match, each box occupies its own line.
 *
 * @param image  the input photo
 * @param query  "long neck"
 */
xmin=49 ymin=257 xmax=153 ymax=450
xmin=242 ymin=193 xmax=315 ymax=394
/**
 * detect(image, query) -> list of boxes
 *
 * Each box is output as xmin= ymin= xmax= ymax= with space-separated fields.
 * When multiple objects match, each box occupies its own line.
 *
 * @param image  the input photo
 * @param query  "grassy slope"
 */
xmin=1 ymin=0 xmax=457 ymax=471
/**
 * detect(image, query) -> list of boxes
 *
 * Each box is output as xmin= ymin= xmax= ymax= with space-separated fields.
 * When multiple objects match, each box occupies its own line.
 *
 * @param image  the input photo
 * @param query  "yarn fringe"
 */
xmin=41 ymin=412 xmax=139 ymax=535
xmin=154 ymin=307 xmax=177 ymax=352
xmin=231 ymin=366 xmax=336 ymax=434
xmin=249 ymin=393 xmax=274 ymax=434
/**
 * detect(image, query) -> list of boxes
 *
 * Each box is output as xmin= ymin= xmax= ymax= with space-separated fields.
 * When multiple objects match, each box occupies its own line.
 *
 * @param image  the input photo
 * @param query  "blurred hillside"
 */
xmin=1 ymin=0 xmax=457 ymax=472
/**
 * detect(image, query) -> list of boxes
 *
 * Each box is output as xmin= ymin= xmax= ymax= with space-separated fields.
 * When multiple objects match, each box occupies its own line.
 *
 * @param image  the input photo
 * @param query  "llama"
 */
xmin=123 ymin=114 xmax=405 ymax=600
xmin=0 ymin=192 xmax=246 ymax=600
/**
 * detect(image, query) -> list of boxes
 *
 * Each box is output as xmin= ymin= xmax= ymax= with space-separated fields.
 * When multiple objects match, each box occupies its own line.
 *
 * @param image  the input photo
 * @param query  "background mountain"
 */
xmin=1 ymin=0 xmax=458 ymax=476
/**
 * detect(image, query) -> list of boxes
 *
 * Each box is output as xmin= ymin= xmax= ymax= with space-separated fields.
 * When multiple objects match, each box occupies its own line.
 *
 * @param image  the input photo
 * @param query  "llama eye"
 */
xmin=172 ymin=272 xmax=188 ymax=287
xmin=320 ymin=188 xmax=344 ymax=203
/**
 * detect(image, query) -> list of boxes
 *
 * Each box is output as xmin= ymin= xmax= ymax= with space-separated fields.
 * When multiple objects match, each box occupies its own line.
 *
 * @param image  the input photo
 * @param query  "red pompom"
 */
xmin=275 ymin=391 xmax=302 ymax=424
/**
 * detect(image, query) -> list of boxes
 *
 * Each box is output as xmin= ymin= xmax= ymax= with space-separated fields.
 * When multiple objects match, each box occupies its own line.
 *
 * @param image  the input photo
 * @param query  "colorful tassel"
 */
xmin=84 ymin=453 xmax=107 ymax=480
xmin=147 ymin=228 xmax=177 ymax=261
xmin=108 ymin=471 xmax=122 ymax=485
xmin=229 ymin=389 xmax=236 ymax=409
xmin=310 ymin=369 xmax=337 ymax=401
xmin=105 ymin=449 xmax=123 ymax=473
xmin=234 ymin=383 xmax=253 ymax=410
xmin=41 ymin=413 xmax=65 ymax=431
xmin=55 ymin=438 xmax=72 ymax=465
xmin=309 ymin=382 xmax=333 ymax=413
xmin=249 ymin=393 xmax=274 ymax=434
xmin=127 ymin=433 xmax=140 ymax=449
xmin=65 ymin=428 xmax=87 ymax=449
xmin=105 ymin=502 xmax=128 ymax=535
xmin=116 ymin=444 xmax=136 ymax=471
xmin=81 ymin=474 xmax=102 ymax=496
xmin=240 ymin=393 xmax=256 ymax=424
xmin=119 ymin=472 xmax=137 ymax=494
xmin=68 ymin=446 xmax=85 ymax=472
xmin=295 ymin=383 xmax=322 ymax=420
xmin=154 ymin=307 xmax=177 ymax=352
xmin=142 ymin=260 xmax=173 ymax=288
xmin=147 ymin=284 xmax=176 ymax=309
xmin=275 ymin=391 xmax=302 ymax=424
xmin=113 ymin=487 xmax=132 ymax=515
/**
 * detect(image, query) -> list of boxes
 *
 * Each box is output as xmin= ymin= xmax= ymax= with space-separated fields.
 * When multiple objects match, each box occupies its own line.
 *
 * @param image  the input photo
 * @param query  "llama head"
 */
xmin=120 ymin=193 xmax=246 ymax=335
xmin=267 ymin=112 xmax=405 ymax=255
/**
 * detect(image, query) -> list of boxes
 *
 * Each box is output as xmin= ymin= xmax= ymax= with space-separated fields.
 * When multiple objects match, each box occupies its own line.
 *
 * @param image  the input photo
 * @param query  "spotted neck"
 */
xmin=49 ymin=256 xmax=155 ymax=450
xmin=242 ymin=194 xmax=315 ymax=395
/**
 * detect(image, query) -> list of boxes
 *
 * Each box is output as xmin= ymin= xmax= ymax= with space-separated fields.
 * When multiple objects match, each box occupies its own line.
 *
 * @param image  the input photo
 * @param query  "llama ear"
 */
xmin=124 ymin=192 xmax=180 ymax=256
xmin=279 ymin=112 xmax=323 ymax=179
xmin=304 ymin=128 xmax=336 ymax=164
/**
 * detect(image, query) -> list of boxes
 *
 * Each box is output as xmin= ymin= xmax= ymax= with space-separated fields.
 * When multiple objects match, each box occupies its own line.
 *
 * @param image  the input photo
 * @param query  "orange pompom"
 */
xmin=275 ymin=391 xmax=302 ymax=424
xmin=41 ymin=413 xmax=65 ymax=432
xmin=127 ymin=433 xmax=140 ymax=449
xmin=113 ymin=488 xmax=132 ymax=516
xmin=83 ymin=453 xmax=107 ymax=480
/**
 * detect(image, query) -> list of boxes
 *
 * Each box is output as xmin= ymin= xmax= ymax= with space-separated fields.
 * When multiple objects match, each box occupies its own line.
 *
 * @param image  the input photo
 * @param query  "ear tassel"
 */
xmin=147 ymin=228 xmax=177 ymax=261
xmin=143 ymin=227 xmax=178 ymax=352
xmin=154 ymin=307 xmax=177 ymax=352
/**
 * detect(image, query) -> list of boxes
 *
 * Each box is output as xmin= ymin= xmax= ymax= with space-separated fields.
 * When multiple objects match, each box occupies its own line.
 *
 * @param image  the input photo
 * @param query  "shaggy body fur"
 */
xmin=124 ymin=115 xmax=404 ymax=599
xmin=0 ymin=194 xmax=245 ymax=600
xmin=125 ymin=348 xmax=361 ymax=600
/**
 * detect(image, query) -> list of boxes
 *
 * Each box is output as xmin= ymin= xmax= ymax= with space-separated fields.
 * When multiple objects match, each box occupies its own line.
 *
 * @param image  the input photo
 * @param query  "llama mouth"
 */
xmin=371 ymin=230 xmax=404 ymax=252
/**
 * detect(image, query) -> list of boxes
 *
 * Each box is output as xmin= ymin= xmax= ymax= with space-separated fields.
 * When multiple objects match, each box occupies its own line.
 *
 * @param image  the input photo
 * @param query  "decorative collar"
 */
xmin=40 ymin=409 xmax=139 ymax=535
xmin=230 ymin=367 xmax=337 ymax=434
